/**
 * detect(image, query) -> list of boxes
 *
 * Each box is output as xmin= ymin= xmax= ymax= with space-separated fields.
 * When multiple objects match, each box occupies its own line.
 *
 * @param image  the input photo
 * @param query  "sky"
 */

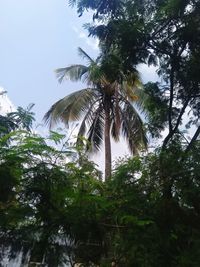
xmin=0 ymin=0 xmax=158 ymax=123
xmin=0 ymin=0 xmax=159 ymax=170
xmin=0 ymin=0 xmax=99 ymax=122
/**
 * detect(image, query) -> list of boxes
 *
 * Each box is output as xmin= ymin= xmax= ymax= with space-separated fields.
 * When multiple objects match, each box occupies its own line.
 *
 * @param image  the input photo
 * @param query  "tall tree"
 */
xmin=73 ymin=0 xmax=200 ymax=150
xmin=44 ymin=48 xmax=147 ymax=179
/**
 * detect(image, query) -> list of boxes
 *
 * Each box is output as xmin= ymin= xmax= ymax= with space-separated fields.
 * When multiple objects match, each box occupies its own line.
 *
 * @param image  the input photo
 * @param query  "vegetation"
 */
xmin=0 ymin=120 xmax=200 ymax=266
xmin=44 ymin=48 xmax=147 ymax=179
xmin=0 ymin=0 xmax=200 ymax=266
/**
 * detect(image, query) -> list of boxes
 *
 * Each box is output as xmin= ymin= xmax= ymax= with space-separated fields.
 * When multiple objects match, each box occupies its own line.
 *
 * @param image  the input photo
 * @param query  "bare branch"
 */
xmin=185 ymin=126 xmax=200 ymax=153
xmin=168 ymin=66 xmax=174 ymax=132
xmin=163 ymin=97 xmax=191 ymax=148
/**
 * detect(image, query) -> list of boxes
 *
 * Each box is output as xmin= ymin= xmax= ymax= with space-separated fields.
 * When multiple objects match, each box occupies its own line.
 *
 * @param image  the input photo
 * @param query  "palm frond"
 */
xmin=118 ymin=69 xmax=144 ymax=105
xmin=121 ymin=81 xmax=148 ymax=114
xmin=78 ymin=47 xmax=95 ymax=64
xmin=126 ymin=70 xmax=142 ymax=87
xmin=119 ymin=97 xmax=147 ymax=154
xmin=55 ymin=65 xmax=88 ymax=83
xmin=110 ymin=117 xmax=120 ymax=142
xmin=86 ymin=105 xmax=105 ymax=152
xmin=86 ymin=63 xmax=105 ymax=86
xmin=76 ymin=98 xmax=101 ymax=147
xmin=43 ymin=88 xmax=98 ymax=128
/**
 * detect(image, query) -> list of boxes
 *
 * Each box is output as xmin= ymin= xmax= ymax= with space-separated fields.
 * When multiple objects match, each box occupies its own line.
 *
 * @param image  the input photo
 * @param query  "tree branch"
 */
xmin=169 ymin=66 xmax=174 ymax=132
xmin=185 ymin=126 xmax=200 ymax=153
xmin=163 ymin=97 xmax=190 ymax=148
xmin=150 ymin=20 xmax=172 ymax=39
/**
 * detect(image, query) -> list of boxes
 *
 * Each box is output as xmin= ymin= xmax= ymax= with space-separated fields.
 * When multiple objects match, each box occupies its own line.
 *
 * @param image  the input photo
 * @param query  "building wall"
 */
xmin=0 ymin=87 xmax=15 ymax=115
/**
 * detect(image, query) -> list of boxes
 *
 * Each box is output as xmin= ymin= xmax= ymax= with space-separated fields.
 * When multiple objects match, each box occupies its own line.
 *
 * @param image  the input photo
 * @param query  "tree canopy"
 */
xmin=0 ymin=0 xmax=200 ymax=266
xmin=44 ymin=48 xmax=147 ymax=179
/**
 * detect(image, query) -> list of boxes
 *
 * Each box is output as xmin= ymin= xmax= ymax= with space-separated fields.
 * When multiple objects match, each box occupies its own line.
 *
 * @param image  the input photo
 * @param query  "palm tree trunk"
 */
xmin=104 ymin=97 xmax=112 ymax=180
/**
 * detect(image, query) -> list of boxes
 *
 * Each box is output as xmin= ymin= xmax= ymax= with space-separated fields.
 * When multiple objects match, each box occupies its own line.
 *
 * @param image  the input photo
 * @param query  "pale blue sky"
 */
xmin=0 ymin=0 xmax=99 ymax=123
xmin=0 ymin=0 xmax=157 ymax=125
xmin=0 ymin=0 xmax=162 ymax=171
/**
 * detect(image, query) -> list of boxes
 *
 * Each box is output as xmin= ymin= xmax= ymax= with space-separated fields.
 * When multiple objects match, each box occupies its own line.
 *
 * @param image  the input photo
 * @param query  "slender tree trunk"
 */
xmin=104 ymin=97 xmax=112 ymax=180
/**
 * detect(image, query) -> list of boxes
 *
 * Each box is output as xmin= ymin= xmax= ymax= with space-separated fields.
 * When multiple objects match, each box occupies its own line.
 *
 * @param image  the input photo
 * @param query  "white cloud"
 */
xmin=138 ymin=64 xmax=160 ymax=83
xmin=72 ymin=26 xmax=99 ymax=51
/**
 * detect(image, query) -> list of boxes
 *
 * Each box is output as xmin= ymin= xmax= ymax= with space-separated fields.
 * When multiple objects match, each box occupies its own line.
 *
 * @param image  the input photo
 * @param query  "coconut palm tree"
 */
xmin=44 ymin=48 xmax=147 ymax=179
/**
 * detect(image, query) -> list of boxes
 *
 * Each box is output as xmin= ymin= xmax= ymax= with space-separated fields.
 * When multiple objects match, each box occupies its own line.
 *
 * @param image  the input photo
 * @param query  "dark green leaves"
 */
xmin=44 ymin=88 xmax=98 ymax=128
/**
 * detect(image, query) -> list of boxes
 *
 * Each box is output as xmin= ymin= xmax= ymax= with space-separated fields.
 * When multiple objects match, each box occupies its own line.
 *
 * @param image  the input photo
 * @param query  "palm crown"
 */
xmin=44 ymin=48 xmax=147 ymax=179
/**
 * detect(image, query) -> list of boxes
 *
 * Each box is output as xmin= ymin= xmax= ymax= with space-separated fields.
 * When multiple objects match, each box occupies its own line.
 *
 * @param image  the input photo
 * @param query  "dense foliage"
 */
xmin=1 ymin=0 xmax=200 ymax=266
xmin=74 ymin=0 xmax=200 ymax=149
xmin=0 ymin=126 xmax=200 ymax=266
